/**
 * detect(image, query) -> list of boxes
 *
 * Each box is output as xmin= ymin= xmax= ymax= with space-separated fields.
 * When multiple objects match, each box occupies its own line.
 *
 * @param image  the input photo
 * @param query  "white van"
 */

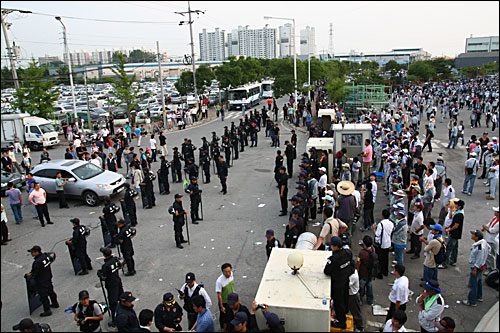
xmin=1 ymin=113 xmax=60 ymax=150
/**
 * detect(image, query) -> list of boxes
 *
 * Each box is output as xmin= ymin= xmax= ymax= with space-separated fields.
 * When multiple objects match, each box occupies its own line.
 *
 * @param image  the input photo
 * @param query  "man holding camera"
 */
xmin=73 ymin=290 xmax=104 ymax=332
xmin=178 ymin=272 xmax=212 ymax=329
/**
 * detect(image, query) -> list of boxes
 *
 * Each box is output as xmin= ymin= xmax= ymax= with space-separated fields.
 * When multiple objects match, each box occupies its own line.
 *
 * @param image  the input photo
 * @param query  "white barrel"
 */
xmin=295 ymin=232 xmax=318 ymax=250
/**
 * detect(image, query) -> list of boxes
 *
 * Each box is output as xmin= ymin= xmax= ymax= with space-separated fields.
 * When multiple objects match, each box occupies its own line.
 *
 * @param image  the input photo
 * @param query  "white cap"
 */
xmin=319 ymin=167 xmax=327 ymax=172
xmin=493 ymin=207 xmax=499 ymax=212
xmin=470 ymin=152 xmax=477 ymax=157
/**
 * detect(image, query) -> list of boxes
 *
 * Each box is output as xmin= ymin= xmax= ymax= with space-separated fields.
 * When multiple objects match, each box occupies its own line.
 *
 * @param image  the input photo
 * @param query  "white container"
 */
xmin=254 ymin=248 xmax=331 ymax=332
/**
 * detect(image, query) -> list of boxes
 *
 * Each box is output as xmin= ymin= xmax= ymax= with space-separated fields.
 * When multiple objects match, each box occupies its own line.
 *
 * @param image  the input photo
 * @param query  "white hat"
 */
xmin=493 ymin=207 xmax=499 ymax=212
xmin=319 ymin=167 xmax=327 ymax=173
xmin=470 ymin=152 xmax=477 ymax=157
xmin=325 ymin=190 xmax=334 ymax=196
xmin=337 ymin=181 xmax=355 ymax=196
xmin=343 ymin=163 xmax=350 ymax=169
xmin=402 ymin=148 xmax=408 ymax=153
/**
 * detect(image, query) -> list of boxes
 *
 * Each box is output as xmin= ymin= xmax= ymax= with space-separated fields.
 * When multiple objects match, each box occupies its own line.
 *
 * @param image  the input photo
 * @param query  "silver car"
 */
xmin=31 ymin=160 xmax=126 ymax=206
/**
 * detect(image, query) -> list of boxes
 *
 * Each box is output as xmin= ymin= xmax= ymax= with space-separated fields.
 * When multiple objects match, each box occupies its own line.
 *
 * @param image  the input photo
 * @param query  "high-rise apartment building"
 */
xmin=199 ymin=28 xmax=226 ymax=61
xmin=300 ymin=26 xmax=316 ymax=57
xmin=226 ymin=25 xmax=276 ymax=59
xmin=279 ymin=23 xmax=292 ymax=58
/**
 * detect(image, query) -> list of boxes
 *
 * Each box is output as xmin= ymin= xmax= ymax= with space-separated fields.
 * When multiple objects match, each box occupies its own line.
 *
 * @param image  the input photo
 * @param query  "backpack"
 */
xmin=363 ymin=247 xmax=380 ymax=279
xmin=485 ymin=269 xmax=499 ymax=290
xmin=434 ymin=238 xmax=447 ymax=265
xmin=168 ymin=205 xmax=175 ymax=215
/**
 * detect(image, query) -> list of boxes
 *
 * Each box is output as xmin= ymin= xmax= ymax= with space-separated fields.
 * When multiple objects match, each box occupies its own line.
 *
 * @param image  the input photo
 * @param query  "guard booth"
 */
xmin=332 ymin=123 xmax=372 ymax=159
xmin=318 ymin=109 xmax=336 ymax=133
xmin=306 ymin=137 xmax=334 ymax=183
xmin=254 ymin=248 xmax=332 ymax=332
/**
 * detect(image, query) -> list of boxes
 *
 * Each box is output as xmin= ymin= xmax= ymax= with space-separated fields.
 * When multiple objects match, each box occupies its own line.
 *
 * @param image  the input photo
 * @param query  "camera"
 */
xmin=256 ymin=304 xmax=266 ymax=310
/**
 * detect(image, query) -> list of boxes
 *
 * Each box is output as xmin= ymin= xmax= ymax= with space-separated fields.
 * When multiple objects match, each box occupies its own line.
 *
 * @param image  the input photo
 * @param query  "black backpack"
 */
xmin=485 ymin=269 xmax=499 ymax=290
xmin=363 ymin=247 xmax=380 ymax=279
xmin=434 ymin=238 xmax=447 ymax=265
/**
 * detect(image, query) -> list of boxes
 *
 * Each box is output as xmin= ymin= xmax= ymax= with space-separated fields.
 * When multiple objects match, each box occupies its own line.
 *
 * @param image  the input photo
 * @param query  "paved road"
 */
xmin=1 ymin=100 xmax=498 ymax=332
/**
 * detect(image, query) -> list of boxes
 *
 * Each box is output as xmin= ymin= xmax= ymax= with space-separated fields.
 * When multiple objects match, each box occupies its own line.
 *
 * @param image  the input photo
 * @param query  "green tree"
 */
xmin=56 ymin=65 xmax=70 ymax=85
xmin=353 ymin=68 xmax=385 ymax=85
xmin=127 ymin=49 xmax=156 ymax=63
xmin=408 ymin=61 xmax=436 ymax=81
xmin=175 ymin=71 xmax=194 ymax=96
xmin=109 ymin=53 xmax=141 ymax=124
xmin=196 ymin=64 xmax=215 ymax=91
xmin=10 ymin=59 xmax=59 ymax=118
xmin=384 ymin=60 xmax=401 ymax=75
xmin=324 ymin=77 xmax=345 ymax=104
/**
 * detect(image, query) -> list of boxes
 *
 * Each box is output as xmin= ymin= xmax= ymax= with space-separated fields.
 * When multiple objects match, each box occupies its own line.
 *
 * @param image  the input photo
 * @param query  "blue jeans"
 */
xmin=359 ymin=277 xmax=373 ymax=304
xmin=463 ymin=174 xmax=476 ymax=194
xmin=394 ymin=246 xmax=405 ymax=265
xmin=447 ymin=136 xmax=457 ymax=148
xmin=467 ymin=268 xmax=483 ymax=304
xmin=444 ymin=238 xmax=459 ymax=266
xmin=10 ymin=203 xmax=23 ymax=223
xmin=423 ymin=265 xmax=438 ymax=283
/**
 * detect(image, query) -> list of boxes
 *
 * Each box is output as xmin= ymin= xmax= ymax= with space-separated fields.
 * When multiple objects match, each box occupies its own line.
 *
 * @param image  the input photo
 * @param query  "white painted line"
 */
xmin=258 ymin=204 xmax=266 ymax=208
xmin=3 ymin=261 xmax=23 ymax=269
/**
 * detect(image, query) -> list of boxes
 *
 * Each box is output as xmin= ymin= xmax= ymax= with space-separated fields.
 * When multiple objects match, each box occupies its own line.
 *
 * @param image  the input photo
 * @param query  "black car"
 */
xmin=1 ymin=170 xmax=26 ymax=197
xmin=112 ymin=107 xmax=128 ymax=119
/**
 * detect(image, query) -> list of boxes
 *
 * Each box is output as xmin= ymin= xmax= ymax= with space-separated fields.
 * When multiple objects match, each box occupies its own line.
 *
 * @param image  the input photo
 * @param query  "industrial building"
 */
xmin=332 ymin=48 xmax=431 ymax=65
xmin=455 ymin=36 xmax=499 ymax=68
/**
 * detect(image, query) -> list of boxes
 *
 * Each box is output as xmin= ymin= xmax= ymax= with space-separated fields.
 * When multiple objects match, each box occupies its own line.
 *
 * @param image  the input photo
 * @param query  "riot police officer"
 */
xmin=117 ymin=219 xmax=136 ymax=276
xmin=65 ymin=218 xmax=92 ymax=275
xmin=211 ymin=142 xmax=221 ymax=175
xmin=158 ymin=156 xmax=170 ymax=195
xmin=143 ymin=168 xmax=156 ymax=209
xmin=185 ymin=158 xmax=199 ymax=180
xmin=231 ymin=130 xmax=239 ymax=160
xmin=172 ymin=194 xmax=188 ymax=249
xmin=218 ymin=156 xmax=228 ymax=195
xmin=222 ymin=137 xmax=231 ymax=168
xmin=26 ymin=245 xmax=59 ymax=317
xmin=238 ymin=125 xmax=245 ymax=152
xmin=200 ymin=150 xmax=211 ymax=183
xmin=171 ymin=147 xmax=183 ymax=183
xmin=103 ymin=199 xmax=120 ymax=246
xmin=97 ymin=247 xmax=124 ymax=327
xmin=154 ymin=292 xmax=183 ymax=332
xmin=123 ymin=183 xmax=138 ymax=226
xmin=186 ymin=177 xmax=202 ymax=224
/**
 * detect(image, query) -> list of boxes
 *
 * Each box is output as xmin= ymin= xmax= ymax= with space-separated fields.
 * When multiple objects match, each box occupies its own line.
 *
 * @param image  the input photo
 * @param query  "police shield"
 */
xmin=66 ymin=243 xmax=83 ymax=275
xmin=120 ymin=199 xmax=131 ymax=225
xmin=139 ymin=184 xmax=149 ymax=208
xmin=99 ymin=216 xmax=113 ymax=248
xmin=24 ymin=275 xmax=42 ymax=314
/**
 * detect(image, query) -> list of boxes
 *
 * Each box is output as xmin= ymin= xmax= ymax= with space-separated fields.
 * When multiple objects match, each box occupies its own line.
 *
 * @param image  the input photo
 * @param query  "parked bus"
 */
xmin=261 ymin=79 xmax=274 ymax=98
xmin=228 ymin=82 xmax=262 ymax=110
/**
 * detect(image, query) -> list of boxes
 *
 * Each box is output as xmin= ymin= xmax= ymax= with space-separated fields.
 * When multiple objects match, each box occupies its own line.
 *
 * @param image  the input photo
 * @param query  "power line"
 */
xmin=1 ymin=7 xmax=178 ymax=24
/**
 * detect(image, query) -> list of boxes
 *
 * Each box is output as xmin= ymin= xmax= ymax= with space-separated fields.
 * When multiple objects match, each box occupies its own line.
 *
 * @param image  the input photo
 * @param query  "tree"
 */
xmin=56 ymin=65 xmax=70 ymax=85
xmin=353 ymin=68 xmax=385 ymax=85
xmin=175 ymin=71 xmax=194 ymax=96
xmin=109 ymin=53 xmax=141 ymax=124
xmin=10 ymin=59 xmax=59 ymax=118
xmin=408 ymin=61 xmax=436 ymax=81
xmin=195 ymin=64 xmax=215 ymax=92
xmin=324 ymin=77 xmax=345 ymax=104
xmin=384 ymin=60 xmax=401 ymax=75
xmin=127 ymin=49 xmax=156 ymax=63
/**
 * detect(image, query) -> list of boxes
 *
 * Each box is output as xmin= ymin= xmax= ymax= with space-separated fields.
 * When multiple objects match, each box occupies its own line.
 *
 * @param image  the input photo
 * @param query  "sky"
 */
xmin=1 ymin=1 xmax=499 ymax=67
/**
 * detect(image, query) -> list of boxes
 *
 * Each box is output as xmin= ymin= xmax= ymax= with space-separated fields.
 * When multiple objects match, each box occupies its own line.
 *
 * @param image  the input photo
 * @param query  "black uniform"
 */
xmin=103 ymin=203 xmax=120 ymax=245
xmin=98 ymin=256 xmax=123 ymax=321
xmin=70 ymin=225 xmax=92 ymax=272
xmin=187 ymin=182 xmax=202 ymax=222
xmin=123 ymin=188 xmax=138 ymax=226
xmin=158 ymin=160 xmax=170 ymax=195
xmin=115 ymin=302 xmax=140 ymax=332
xmin=144 ymin=171 xmax=156 ymax=208
xmin=238 ymin=126 xmax=245 ymax=152
xmin=185 ymin=161 xmax=199 ymax=180
xmin=172 ymin=200 xmax=187 ymax=247
xmin=29 ymin=253 xmax=58 ymax=313
xmin=291 ymin=133 xmax=297 ymax=147
xmin=218 ymin=160 xmax=228 ymax=194
xmin=324 ymin=248 xmax=353 ymax=327
xmin=222 ymin=140 xmax=231 ymax=167
xmin=181 ymin=284 xmax=204 ymax=328
xmin=172 ymin=151 xmax=183 ymax=183
xmin=200 ymin=153 xmax=211 ymax=183
xmin=212 ymin=145 xmax=221 ymax=174
xmin=284 ymin=225 xmax=299 ymax=248
xmin=231 ymin=133 xmax=239 ymax=160
xmin=154 ymin=302 xmax=183 ymax=332
xmin=274 ymin=155 xmax=284 ymax=184
xmin=285 ymin=144 xmax=295 ymax=177
xmin=266 ymin=238 xmax=281 ymax=259
xmin=277 ymin=172 xmax=288 ymax=213
xmin=118 ymin=225 xmax=135 ymax=274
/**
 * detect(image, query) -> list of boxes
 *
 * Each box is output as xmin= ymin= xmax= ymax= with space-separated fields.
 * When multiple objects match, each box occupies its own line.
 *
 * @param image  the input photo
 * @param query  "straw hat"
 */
xmin=337 ymin=181 xmax=355 ymax=196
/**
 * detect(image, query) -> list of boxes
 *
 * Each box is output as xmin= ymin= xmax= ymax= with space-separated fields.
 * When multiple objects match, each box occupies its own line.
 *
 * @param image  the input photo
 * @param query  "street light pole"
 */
xmin=264 ymin=16 xmax=297 ymax=113
xmin=1 ymin=10 xmax=20 ymax=89
xmin=187 ymin=1 xmax=198 ymax=110
xmin=56 ymin=17 xmax=78 ymax=129
xmin=308 ymin=29 xmax=311 ymax=102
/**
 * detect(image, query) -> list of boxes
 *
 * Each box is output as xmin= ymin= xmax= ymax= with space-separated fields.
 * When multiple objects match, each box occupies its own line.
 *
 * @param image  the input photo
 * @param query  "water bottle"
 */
xmin=325 ymin=245 xmax=329 ymax=251
xmin=322 ymin=296 xmax=327 ymax=306
xmin=274 ymin=239 xmax=279 ymax=248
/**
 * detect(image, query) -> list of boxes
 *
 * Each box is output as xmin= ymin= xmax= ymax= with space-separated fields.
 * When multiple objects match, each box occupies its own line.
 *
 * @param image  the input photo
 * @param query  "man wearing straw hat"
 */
xmin=337 ymin=181 xmax=356 ymax=235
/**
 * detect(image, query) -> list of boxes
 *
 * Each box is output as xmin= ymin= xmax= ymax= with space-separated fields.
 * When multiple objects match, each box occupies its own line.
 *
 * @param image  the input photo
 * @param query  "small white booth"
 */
xmin=306 ymin=137 xmax=334 ymax=183
xmin=318 ymin=109 xmax=337 ymax=132
xmin=332 ymin=123 xmax=372 ymax=159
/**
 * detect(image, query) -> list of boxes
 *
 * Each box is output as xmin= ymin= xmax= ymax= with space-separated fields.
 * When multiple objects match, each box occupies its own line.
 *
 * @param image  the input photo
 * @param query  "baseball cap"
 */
xmin=78 ymin=290 xmax=90 ymax=300
xmin=163 ymin=292 xmax=175 ymax=304
xmin=264 ymin=312 xmax=281 ymax=329
xmin=296 ymin=185 xmax=305 ymax=190
xmin=319 ymin=167 xmax=327 ymax=172
xmin=322 ymin=195 xmax=333 ymax=202
xmin=185 ymin=272 xmax=195 ymax=283
xmin=175 ymin=194 xmax=183 ymax=198
xmin=430 ymin=224 xmax=443 ymax=232
xmin=27 ymin=245 xmax=42 ymax=253
xmin=100 ymin=247 xmax=112 ymax=256
xmin=291 ymin=208 xmax=300 ymax=215
xmin=288 ymin=195 xmax=299 ymax=202
xmin=424 ymin=280 xmax=445 ymax=293
xmin=470 ymin=229 xmax=483 ymax=239
xmin=328 ymin=236 xmax=342 ymax=248
xmin=395 ymin=210 xmax=406 ymax=216
xmin=227 ymin=293 xmax=239 ymax=305
xmin=392 ymin=203 xmax=405 ymax=210
xmin=265 ymin=229 xmax=274 ymax=238
xmin=288 ymin=217 xmax=297 ymax=225
xmin=70 ymin=218 xmax=80 ymax=224
xmin=493 ymin=207 xmax=499 ymax=212
xmin=230 ymin=312 xmax=248 ymax=327
xmin=13 ymin=319 xmax=35 ymax=331
xmin=279 ymin=166 xmax=286 ymax=171
xmin=325 ymin=190 xmax=334 ymax=196
xmin=120 ymin=291 xmax=136 ymax=302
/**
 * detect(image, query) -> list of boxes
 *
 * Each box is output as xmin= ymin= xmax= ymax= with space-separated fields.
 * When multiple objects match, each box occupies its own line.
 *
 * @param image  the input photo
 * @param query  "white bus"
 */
xmin=261 ymin=79 xmax=274 ymax=98
xmin=228 ymin=82 xmax=262 ymax=110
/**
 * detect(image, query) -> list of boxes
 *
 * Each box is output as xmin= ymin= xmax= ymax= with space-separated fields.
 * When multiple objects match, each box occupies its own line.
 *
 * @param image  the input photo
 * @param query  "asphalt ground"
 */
xmin=1 ymin=99 xmax=498 ymax=332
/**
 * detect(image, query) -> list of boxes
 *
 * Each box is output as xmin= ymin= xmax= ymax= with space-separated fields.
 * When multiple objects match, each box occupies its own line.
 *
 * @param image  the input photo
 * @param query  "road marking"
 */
xmin=258 ymin=204 xmax=266 ymax=208
xmin=2 ymin=260 xmax=23 ymax=269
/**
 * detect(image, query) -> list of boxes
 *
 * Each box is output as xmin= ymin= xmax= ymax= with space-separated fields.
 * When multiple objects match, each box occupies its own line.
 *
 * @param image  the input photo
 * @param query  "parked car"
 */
xmin=1 ymin=170 xmax=26 ymax=197
xmin=31 ymin=160 xmax=126 ymax=206
xmin=112 ymin=107 xmax=128 ymax=119
xmin=170 ymin=92 xmax=182 ymax=104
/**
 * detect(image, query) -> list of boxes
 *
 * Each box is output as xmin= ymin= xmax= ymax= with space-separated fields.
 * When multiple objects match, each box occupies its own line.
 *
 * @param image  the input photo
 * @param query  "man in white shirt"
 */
xmin=179 ymin=272 xmax=212 ymax=329
xmin=90 ymin=154 xmax=101 ymax=168
xmin=482 ymin=207 xmax=499 ymax=272
xmin=409 ymin=203 xmax=425 ymax=259
xmin=370 ymin=174 xmax=377 ymax=204
xmin=318 ymin=167 xmax=327 ymax=212
xmin=385 ymin=264 xmax=409 ymax=324
xmin=348 ymin=265 xmax=364 ymax=332
xmin=383 ymin=310 xmax=407 ymax=332
xmin=373 ymin=209 xmax=394 ymax=278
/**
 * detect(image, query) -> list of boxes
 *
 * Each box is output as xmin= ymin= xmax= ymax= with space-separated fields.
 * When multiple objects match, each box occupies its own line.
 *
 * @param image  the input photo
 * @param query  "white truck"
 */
xmin=1 ymin=113 xmax=60 ymax=150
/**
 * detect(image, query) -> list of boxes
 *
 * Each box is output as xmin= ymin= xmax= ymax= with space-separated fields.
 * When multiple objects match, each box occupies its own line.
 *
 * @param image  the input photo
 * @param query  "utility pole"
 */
xmin=56 ymin=17 xmax=78 ymax=129
xmin=176 ymin=1 xmax=205 ymax=112
xmin=156 ymin=41 xmax=167 ymax=128
xmin=328 ymin=23 xmax=334 ymax=59
xmin=83 ymin=69 xmax=91 ymax=130
xmin=308 ymin=28 xmax=311 ymax=102
xmin=1 ymin=9 xmax=30 ymax=89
